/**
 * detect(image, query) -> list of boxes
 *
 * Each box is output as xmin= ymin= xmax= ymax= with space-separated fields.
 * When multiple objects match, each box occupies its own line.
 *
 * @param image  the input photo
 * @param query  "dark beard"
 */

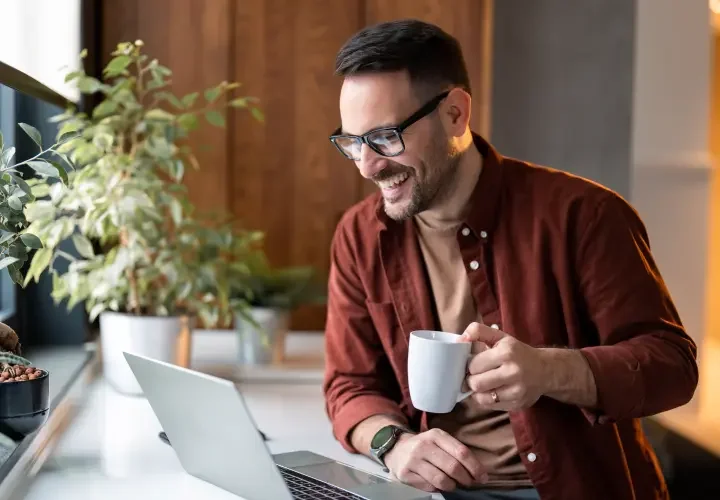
xmin=383 ymin=137 xmax=462 ymax=221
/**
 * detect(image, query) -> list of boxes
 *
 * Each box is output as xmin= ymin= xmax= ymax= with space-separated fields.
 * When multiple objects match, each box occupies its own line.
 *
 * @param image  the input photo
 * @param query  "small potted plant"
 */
xmin=0 ymin=125 xmax=61 ymax=436
xmin=22 ymin=41 xmax=263 ymax=394
xmin=232 ymin=241 xmax=326 ymax=365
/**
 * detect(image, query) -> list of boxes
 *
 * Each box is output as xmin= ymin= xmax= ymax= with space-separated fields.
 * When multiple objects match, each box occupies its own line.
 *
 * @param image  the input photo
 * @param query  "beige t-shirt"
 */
xmin=414 ymin=167 xmax=532 ymax=488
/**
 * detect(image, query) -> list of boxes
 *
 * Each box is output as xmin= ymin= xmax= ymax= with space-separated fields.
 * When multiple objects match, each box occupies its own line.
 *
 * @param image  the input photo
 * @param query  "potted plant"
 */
xmin=232 ymin=241 xmax=326 ymax=365
xmin=0 ymin=122 xmax=65 ymax=435
xmin=22 ymin=41 xmax=263 ymax=394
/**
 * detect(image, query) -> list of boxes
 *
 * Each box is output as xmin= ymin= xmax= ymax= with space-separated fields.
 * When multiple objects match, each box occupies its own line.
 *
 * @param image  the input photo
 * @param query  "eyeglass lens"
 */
xmin=335 ymin=129 xmax=403 ymax=160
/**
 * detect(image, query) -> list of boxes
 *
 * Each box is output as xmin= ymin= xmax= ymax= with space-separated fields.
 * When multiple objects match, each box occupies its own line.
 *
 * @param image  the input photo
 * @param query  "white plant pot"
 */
xmin=235 ymin=307 xmax=289 ymax=365
xmin=99 ymin=312 xmax=183 ymax=395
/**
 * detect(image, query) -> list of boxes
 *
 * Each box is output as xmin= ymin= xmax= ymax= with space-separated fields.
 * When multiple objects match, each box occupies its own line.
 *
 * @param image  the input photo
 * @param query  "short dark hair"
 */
xmin=335 ymin=19 xmax=471 ymax=99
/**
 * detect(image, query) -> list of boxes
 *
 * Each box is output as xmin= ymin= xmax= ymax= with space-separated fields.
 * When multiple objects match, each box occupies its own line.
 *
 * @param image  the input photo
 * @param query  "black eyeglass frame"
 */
xmin=329 ymin=90 xmax=451 ymax=160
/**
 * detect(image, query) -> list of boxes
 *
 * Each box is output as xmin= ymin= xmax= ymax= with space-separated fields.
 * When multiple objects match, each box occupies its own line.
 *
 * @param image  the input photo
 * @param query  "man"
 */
xmin=322 ymin=19 xmax=698 ymax=500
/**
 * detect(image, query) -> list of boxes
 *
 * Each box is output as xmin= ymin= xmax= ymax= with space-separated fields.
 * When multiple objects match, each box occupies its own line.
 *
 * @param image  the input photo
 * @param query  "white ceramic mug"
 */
xmin=408 ymin=330 xmax=473 ymax=413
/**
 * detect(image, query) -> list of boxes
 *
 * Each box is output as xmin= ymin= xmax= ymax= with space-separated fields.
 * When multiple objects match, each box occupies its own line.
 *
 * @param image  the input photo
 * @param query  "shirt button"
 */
xmin=480 ymin=230 xmax=488 ymax=239
xmin=461 ymin=227 xmax=471 ymax=237
xmin=469 ymin=260 xmax=479 ymax=271
xmin=527 ymin=452 xmax=537 ymax=463
xmin=490 ymin=324 xmax=499 ymax=330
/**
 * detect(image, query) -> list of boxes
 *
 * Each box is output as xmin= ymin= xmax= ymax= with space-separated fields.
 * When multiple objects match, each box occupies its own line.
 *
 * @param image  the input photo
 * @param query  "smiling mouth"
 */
xmin=376 ymin=171 xmax=410 ymax=190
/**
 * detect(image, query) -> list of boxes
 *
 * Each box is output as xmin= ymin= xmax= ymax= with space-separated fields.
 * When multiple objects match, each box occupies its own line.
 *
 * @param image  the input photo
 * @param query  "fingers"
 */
xmin=471 ymin=385 xmax=517 ymax=410
xmin=430 ymin=429 xmax=487 ymax=482
xmin=399 ymin=471 xmax=436 ymax=493
xmin=467 ymin=348 xmax=503 ymax=375
xmin=466 ymin=367 xmax=508 ymax=393
xmin=460 ymin=322 xmax=506 ymax=346
xmin=414 ymin=459 xmax=458 ymax=491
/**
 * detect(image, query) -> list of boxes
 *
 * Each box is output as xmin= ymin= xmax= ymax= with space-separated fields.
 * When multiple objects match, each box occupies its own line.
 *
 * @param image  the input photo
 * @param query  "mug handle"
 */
xmin=456 ymin=352 xmax=475 ymax=402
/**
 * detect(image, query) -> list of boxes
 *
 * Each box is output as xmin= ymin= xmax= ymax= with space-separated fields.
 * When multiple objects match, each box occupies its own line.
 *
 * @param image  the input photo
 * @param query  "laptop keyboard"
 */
xmin=279 ymin=466 xmax=368 ymax=500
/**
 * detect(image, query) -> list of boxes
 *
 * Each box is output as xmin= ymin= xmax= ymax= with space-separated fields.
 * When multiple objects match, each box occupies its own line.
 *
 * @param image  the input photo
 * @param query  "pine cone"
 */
xmin=0 ymin=322 xmax=21 ymax=355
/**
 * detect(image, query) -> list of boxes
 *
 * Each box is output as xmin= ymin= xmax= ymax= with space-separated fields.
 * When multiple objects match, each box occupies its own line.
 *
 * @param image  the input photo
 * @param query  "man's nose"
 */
xmin=356 ymin=144 xmax=386 ymax=179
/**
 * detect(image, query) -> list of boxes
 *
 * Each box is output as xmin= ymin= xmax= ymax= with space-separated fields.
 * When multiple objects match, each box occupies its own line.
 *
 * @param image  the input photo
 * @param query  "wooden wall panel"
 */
xmin=232 ymin=0 xmax=363 ymax=330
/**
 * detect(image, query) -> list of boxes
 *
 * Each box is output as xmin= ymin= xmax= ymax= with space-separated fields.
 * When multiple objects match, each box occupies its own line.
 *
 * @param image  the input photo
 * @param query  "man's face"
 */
xmin=339 ymin=71 xmax=459 ymax=220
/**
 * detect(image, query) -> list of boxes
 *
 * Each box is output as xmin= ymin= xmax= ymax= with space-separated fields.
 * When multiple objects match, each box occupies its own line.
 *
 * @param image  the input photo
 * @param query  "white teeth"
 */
xmin=378 ymin=172 xmax=409 ymax=189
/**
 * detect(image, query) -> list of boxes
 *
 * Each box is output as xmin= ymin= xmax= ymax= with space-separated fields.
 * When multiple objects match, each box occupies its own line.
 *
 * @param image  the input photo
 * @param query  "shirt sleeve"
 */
xmin=322 ymin=220 xmax=408 ymax=452
xmin=574 ymin=193 xmax=698 ymax=425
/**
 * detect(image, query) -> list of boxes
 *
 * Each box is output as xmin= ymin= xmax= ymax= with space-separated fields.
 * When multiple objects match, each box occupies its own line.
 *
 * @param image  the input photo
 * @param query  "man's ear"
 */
xmin=442 ymin=88 xmax=472 ymax=136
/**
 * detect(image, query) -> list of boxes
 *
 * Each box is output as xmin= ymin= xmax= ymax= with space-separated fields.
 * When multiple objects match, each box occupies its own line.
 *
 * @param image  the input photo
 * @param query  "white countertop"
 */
xmin=19 ymin=331 xmax=443 ymax=500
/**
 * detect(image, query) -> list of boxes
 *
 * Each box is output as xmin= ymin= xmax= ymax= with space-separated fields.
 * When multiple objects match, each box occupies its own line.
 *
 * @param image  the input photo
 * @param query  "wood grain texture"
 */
xmin=231 ymin=0 xmax=362 ymax=330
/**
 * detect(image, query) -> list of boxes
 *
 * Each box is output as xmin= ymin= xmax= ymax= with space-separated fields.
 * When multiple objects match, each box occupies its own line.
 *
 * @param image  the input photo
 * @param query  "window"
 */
xmin=0 ymin=84 xmax=17 ymax=323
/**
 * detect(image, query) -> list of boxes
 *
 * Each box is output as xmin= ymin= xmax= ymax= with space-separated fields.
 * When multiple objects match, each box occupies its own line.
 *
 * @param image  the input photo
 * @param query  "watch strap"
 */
xmin=371 ymin=425 xmax=415 ymax=473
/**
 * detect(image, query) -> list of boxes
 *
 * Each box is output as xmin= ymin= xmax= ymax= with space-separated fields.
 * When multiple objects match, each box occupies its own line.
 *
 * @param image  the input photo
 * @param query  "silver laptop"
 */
xmin=123 ymin=352 xmax=431 ymax=500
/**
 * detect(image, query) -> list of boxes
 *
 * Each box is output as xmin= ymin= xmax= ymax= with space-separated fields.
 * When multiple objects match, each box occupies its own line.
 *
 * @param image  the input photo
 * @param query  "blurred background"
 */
xmin=0 ymin=1 xmax=718 ymax=499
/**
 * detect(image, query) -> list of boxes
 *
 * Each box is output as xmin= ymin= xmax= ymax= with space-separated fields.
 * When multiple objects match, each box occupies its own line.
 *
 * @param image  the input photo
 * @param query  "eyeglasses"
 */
xmin=329 ymin=90 xmax=450 ymax=161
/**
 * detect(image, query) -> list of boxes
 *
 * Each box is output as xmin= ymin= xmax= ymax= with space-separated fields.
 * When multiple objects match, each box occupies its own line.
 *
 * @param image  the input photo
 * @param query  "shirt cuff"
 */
xmin=579 ymin=345 xmax=644 ymax=425
xmin=331 ymin=395 xmax=408 ymax=453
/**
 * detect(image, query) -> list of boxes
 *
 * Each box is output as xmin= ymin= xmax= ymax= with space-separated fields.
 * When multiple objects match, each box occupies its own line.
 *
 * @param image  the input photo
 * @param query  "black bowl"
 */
xmin=0 ymin=370 xmax=49 ymax=440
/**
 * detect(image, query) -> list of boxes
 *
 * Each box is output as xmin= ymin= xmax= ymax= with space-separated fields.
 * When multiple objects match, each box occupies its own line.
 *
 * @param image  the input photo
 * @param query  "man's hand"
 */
xmin=458 ymin=322 xmax=598 ymax=410
xmin=383 ymin=428 xmax=488 ymax=493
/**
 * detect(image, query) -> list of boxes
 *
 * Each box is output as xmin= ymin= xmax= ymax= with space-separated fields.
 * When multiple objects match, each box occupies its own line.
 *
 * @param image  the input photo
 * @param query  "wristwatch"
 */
xmin=370 ymin=424 xmax=414 ymax=473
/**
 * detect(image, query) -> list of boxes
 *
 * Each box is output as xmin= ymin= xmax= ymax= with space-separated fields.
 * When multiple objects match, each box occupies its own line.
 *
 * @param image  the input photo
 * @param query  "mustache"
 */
xmin=372 ymin=164 xmax=412 ymax=183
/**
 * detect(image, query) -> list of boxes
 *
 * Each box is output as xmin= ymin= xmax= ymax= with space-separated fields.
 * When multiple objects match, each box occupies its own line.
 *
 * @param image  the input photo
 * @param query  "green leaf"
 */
xmin=23 ymin=247 xmax=52 ymax=286
xmin=10 ymin=175 xmax=33 ymax=198
xmin=19 ymin=123 xmax=42 ymax=149
xmin=251 ymin=107 xmax=265 ymax=123
xmin=205 ymin=111 xmax=225 ymax=127
xmin=30 ymin=183 xmax=51 ymax=199
xmin=58 ymin=121 xmax=82 ymax=138
xmin=49 ymin=161 xmax=69 ymax=185
xmin=20 ymin=233 xmax=43 ymax=249
xmin=72 ymin=233 xmax=94 ymax=258
xmin=177 ymin=113 xmax=199 ymax=131
xmin=9 ymin=266 xmax=23 ymax=286
xmin=7 ymin=196 xmax=21 ymax=211
xmin=156 ymin=65 xmax=172 ymax=76
xmin=170 ymin=199 xmax=183 ymax=226
xmin=64 ymin=70 xmax=84 ymax=83
xmin=2 ymin=147 xmax=16 ymax=166
xmin=181 ymin=92 xmax=199 ymax=108
xmin=92 ymin=99 xmax=118 ymax=118
xmin=157 ymin=92 xmax=184 ymax=110
xmin=54 ymin=152 xmax=75 ymax=171
xmin=28 ymin=160 xmax=61 ymax=178
xmin=0 ymin=232 xmax=14 ymax=245
xmin=0 ymin=130 xmax=3 ymax=150
xmin=229 ymin=97 xmax=248 ymax=108
xmin=204 ymin=87 xmax=221 ymax=103
xmin=147 ymin=78 xmax=166 ymax=91
xmin=104 ymin=55 xmax=132 ymax=76
xmin=145 ymin=109 xmax=175 ymax=121
xmin=80 ymin=48 xmax=88 ymax=58
xmin=89 ymin=303 xmax=105 ymax=322
xmin=0 ymin=256 xmax=19 ymax=271
xmin=172 ymin=159 xmax=184 ymax=182
xmin=77 ymin=76 xmax=103 ymax=93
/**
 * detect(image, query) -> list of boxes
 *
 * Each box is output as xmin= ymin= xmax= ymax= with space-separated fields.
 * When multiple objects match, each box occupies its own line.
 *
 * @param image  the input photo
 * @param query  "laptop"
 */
xmin=123 ymin=352 xmax=431 ymax=500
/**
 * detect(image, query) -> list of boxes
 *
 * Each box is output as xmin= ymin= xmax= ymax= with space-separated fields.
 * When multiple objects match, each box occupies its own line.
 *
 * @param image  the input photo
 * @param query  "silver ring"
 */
xmin=490 ymin=391 xmax=499 ymax=403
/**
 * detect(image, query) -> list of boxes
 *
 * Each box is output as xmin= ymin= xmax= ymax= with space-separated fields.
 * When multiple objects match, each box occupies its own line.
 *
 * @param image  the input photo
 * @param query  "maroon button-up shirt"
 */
xmin=322 ymin=134 xmax=698 ymax=500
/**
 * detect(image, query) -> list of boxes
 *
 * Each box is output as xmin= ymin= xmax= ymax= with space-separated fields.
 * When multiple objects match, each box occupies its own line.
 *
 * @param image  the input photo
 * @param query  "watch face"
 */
xmin=371 ymin=425 xmax=395 ymax=450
